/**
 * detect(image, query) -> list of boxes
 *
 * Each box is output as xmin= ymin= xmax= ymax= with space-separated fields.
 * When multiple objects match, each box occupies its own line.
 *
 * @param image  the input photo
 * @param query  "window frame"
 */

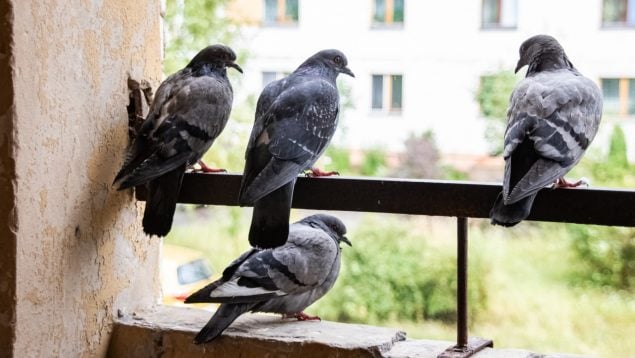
xmin=601 ymin=0 xmax=635 ymax=28
xmin=370 ymin=73 xmax=403 ymax=115
xmin=262 ymin=0 xmax=300 ymax=27
xmin=371 ymin=0 xmax=405 ymax=29
xmin=480 ymin=0 xmax=518 ymax=30
xmin=600 ymin=77 xmax=635 ymax=117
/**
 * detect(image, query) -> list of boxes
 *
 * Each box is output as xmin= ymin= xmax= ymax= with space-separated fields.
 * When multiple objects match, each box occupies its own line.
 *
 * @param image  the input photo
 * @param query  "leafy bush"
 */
xmin=311 ymin=216 xmax=489 ymax=324
xmin=566 ymin=125 xmax=635 ymax=290
xmin=360 ymin=148 xmax=388 ymax=176
xmin=475 ymin=71 xmax=518 ymax=155
xmin=392 ymin=131 xmax=441 ymax=179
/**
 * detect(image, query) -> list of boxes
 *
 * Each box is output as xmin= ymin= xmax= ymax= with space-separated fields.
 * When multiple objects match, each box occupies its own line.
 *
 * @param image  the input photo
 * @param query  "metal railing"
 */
xmin=136 ymin=173 xmax=635 ymax=357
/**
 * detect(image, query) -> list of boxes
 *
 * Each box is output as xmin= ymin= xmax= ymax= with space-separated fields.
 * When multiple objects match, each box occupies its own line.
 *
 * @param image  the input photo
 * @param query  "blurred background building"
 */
xmin=226 ymin=0 xmax=635 ymax=178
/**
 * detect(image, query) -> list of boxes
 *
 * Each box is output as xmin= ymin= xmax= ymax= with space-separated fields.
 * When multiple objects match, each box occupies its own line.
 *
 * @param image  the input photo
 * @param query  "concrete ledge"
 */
xmin=107 ymin=305 xmax=588 ymax=358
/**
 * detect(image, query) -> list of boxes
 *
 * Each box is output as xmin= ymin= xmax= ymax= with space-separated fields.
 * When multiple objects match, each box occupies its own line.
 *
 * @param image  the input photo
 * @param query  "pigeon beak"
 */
xmin=514 ymin=59 xmax=525 ymax=74
xmin=340 ymin=66 xmax=355 ymax=78
xmin=340 ymin=236 xmax=352 ymax=247
xmin=227 ymin=62 xmax=243 ymax=74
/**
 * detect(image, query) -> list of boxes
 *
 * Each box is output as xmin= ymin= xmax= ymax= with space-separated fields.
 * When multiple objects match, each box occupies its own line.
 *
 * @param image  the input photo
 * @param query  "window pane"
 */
xmin=264 ymin=0 xmax=278 ymax=24
xmin=285 ymin=0 xmax=299 ymax=22
xmin=602 ymin=78 xmax=621 ymax=115
xmin=500 ymin=0 xmax=518 ymax=27
xmin=393 ymin=0 xmax=404 ymax=23
xmin=629 ymin=79 xmax=635 ymax=114
xmin=603 ymin=0 xmax=627 ymax=24
xmin=372 ymin=75 xmax=383 ymax=109
xmin=374 ymin=0 xmax=386 ymax=23
xmin=482 ymin=0 xmax=500 ymax=26
xmin=262 ymin=71 xmax=277 ymax=87
xmin=391 ymin=75 xmax=403 ymax=110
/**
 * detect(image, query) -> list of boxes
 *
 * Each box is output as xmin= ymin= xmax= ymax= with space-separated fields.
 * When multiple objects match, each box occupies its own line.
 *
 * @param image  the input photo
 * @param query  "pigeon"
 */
xmin=113 ymin=44 xmax=242 ymax=236
xmin=238 ymin=49 xmax=354 ymax=249
xmin=490 ymin=35 xmax=602 ymax=226
xmin=185 ymin=214 xmax=351 ymax=344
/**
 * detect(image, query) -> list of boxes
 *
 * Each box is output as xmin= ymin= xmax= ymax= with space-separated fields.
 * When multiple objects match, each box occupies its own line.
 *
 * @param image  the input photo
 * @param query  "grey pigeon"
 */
xmin=490 ymin=35 xmax=602 ymax=226
xmin=113 ymin=44 xmax=242 ymax=236
xmin=185 ymin=214 xmax=350 ymax=344
xmin=238 ymin=49 xmax=354 ymax=249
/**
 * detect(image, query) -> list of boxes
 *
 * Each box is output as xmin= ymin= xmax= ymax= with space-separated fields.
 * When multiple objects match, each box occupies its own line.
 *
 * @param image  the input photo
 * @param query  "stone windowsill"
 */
xmin=108 ymin=305 xmax=587 ymax=358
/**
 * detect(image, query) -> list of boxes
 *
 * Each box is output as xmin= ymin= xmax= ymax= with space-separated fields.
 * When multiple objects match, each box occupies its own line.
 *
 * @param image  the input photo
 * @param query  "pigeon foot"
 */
xmin=293 ymin=312 xmax=321 ymax=321
xmin=194 ymin=160 xmax=227 ymax=173
xmin=553 ymin=177 xmax=589 ymax=189
xmin=305 ymin=167 xmax=339 ymax=177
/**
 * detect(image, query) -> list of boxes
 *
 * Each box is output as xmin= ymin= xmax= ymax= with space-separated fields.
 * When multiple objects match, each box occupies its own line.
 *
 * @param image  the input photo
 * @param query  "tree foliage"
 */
xmin=475 ymin=71 xmax=518 ymax=155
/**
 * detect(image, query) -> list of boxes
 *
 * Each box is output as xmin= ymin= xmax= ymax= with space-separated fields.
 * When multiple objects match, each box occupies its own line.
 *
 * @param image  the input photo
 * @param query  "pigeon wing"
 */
xmin=502 ymin=71 xmax=602 ymax=204
xmin=239 ymin=78 xmax=339 ymax=204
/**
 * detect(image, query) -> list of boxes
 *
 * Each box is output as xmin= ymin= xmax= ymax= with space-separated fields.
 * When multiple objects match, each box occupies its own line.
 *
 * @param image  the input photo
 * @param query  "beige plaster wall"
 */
xmin=6 ymin=0 xmax=163 ymax=356
xmin=0 ymin=0 xmax=17 ymax=355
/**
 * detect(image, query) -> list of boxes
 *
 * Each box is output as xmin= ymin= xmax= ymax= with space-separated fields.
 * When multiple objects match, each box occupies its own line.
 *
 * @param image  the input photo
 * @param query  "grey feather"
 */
xmin=112 ymin=44 xmax=241 ymax=236
xmin=239 ymin=49 xmax=354 ymax=248
xmin=491 ymin=35 xmax=602 ymax=226
xmin=185 ymin=214 xmax=350 ymax=344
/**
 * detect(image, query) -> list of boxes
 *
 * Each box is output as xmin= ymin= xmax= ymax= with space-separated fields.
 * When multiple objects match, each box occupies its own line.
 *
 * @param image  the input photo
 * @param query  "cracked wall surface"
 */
xmin=1 ymin=0 xmax=163 ymax=356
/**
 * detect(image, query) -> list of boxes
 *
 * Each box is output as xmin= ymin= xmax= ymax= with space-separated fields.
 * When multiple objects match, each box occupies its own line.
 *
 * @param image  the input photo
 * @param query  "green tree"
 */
xmin=475 ymin=71 xmax=518 ymax=155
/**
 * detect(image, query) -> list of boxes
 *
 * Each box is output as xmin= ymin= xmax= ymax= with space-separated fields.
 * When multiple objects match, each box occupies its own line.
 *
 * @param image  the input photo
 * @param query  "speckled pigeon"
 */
xmin=113 ymin=44 xmax=242 ymax=236
xmin=185 ymin=214 xmax=350 ymax=344
xmin=238 ymin=49 xmax=354 ymax=249
xmin=490 ymin=35 xmax=602 ymax=226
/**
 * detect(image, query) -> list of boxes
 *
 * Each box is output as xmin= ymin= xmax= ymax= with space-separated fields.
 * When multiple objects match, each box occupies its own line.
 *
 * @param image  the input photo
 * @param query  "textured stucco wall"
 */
xmin=6 ymin=0 xmax=163 ymax=356
xmin=0 ymin=0 xmax=17 ymax=355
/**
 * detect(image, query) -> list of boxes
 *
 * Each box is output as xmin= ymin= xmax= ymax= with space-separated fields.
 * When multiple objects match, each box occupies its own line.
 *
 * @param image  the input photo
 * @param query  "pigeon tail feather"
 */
xmin=248 ymin=180 xmax=294 ymax=248
xmin=194 ymin=303 xmax=257 ymax=344
xmin=490 ymin=192 xmax=536 ymax=227
xmin=142 ymin=165 xmax=186 ymax=237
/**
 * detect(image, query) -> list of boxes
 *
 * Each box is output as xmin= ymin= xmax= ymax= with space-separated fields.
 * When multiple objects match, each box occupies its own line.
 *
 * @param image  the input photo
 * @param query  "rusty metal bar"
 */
xmin=437 ymin=218 xmax=493 ymax=358
xmin=135 ymin=173 xmax=635 ymax=227
xmin=457 ymin=217 xmax=468 ymax=348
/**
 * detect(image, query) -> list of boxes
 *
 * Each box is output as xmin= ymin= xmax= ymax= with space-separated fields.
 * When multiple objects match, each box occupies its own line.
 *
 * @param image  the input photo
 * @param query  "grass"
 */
xmin=164 ymin=208 xmax=635 ymax=357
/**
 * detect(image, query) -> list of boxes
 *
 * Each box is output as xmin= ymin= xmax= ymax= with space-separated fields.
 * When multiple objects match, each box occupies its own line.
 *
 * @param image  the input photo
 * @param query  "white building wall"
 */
xmin=235 ymin=0 xmax=635 ymax=158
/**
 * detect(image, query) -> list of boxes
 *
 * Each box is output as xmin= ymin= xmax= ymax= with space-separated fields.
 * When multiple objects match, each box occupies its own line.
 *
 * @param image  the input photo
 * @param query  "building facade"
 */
xmin=228 ymin=0 xmax=635 ymax=163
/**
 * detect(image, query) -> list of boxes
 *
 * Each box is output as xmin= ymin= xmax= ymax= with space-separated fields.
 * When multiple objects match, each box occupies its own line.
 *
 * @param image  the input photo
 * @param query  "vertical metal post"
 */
xmin=456 ymin=216 xmax=468 ymax=349
xmin=438 ymin=217 xmax=492 ymax=358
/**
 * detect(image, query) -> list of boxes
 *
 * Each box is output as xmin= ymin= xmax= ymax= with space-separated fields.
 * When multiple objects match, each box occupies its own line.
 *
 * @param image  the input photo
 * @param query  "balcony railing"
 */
xmin=136 ymin=173 xmax=635 ymax=358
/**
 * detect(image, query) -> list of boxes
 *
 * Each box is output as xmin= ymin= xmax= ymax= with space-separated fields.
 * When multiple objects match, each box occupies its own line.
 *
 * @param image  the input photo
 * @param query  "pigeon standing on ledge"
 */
xmin=239 ymin=49 xmax=354 ymax=249
xmin=185 ymin=214 xmax=351 ymax=344
xmin=113 ymin=44 xmax=242 ymax=237
xmin=490 ymin=35 xmax=602 ymax=226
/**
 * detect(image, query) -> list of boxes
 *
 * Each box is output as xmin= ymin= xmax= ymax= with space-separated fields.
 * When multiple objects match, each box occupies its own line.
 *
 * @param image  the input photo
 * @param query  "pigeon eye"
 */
xmin=334 ymin=56 xmax=342 ymax=65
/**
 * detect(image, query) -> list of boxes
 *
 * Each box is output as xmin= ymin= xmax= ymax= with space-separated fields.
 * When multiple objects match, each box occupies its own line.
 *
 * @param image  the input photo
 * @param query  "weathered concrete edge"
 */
xmin=108 ymin=305 xmax=406 ymax=357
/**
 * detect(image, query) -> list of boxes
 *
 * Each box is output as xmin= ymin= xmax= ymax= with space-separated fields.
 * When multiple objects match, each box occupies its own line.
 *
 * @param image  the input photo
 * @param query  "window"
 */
xmin=372 ymin=0 xmax=404 ymax=26
xmin=371 ymin=74 xmax=403 ymax=113
xmin=481 ymin=0 xmax=518 ymax=29
xmin=601 ymin=78 xmax=635 ymax=116
xmin=263 ymin=0 xmax=299 ymax=26
xmin=602 ymin=0 xmax=635 ymax=27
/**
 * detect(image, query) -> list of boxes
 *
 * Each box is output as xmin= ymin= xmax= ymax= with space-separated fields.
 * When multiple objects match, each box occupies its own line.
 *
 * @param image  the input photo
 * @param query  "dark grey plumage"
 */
xmin=113 ymin=44 xmax=242 ymax=236
xmin=185 ymin=214 xmax=350 ymax=344
xmin=239 ymin=49 xmax=354 ymax=249
xmin=490 ymin=35 xmax=602 ymax=226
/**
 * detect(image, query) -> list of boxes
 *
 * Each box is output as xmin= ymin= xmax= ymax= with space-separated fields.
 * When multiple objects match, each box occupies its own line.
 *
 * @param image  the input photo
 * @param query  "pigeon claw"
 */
xmin=305 ymin=167 xmax=339 ymax=177
xmin=553 ymin=177 xmax=588 ymax=189
xmin=293 ymin=312 xmax=321 ymax=321
xmin=194 ymin=160 xmax=227 ymax=173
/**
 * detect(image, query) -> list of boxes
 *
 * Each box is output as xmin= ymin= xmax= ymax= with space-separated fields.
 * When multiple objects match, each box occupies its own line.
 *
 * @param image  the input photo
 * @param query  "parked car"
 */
xmin=161 ymin=244 xmax=214 ymax=306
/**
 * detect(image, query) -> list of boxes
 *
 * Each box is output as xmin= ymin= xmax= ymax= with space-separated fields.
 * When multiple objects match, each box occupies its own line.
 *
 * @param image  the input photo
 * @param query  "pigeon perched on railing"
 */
xmin=113 ymin=44 xmax=242 ymax=237
xmin=185 ymin=214 xmax=350 ymax=344
xmin=490 ymin=35 xmax=602 ymax=226
xmin=239 ymin=49 xmax=354 ymax=249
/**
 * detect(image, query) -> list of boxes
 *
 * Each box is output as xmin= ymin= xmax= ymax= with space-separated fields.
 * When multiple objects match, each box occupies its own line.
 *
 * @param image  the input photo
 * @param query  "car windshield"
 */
xmin=177 ymin=259 xmax=212 ymax=285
